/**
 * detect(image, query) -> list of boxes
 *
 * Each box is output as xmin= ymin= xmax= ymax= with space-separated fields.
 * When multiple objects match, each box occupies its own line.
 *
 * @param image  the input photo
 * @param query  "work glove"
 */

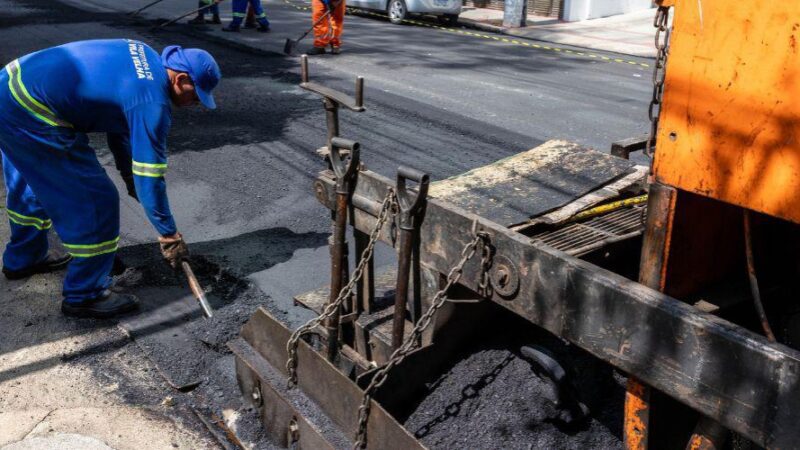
xmin=159 ymin=232 xmax=189 ymax=269
xmin=121 ymin=174 xmax=138 ymax=202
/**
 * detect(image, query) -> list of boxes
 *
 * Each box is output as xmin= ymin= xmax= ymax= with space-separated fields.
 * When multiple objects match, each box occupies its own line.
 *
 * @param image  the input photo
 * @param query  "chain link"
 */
xmin=353 ymin=229 xmax=490 ymax=448
xmin=286 ymin=189 xmax=398 ymax=387
xmin=645 ymin=5 xmax=672 ymax=160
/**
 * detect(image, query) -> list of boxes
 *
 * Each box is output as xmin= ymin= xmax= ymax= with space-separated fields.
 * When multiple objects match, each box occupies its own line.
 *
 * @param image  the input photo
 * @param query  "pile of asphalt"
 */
xmin=404 ymin=317 xmax=624 ymax=450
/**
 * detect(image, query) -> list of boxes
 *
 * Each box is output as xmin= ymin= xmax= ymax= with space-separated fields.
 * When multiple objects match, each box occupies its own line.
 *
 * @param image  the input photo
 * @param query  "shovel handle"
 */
xmin=181 ymin=260 xmax=214 ymax=318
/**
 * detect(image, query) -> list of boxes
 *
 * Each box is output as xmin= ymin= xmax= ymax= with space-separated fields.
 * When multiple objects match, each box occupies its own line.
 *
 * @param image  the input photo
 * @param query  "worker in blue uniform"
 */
xmin=189 ymin=0 xmax=222 ymax=25
xmin=222 ymin=0 xmax=270 ymax=32
xmin=0 ymin=40 xmax=221 ymax=318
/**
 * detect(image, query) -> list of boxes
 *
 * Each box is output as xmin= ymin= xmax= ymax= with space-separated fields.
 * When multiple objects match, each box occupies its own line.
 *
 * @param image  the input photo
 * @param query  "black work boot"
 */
xmin=61 ymin=290 xmax=139 ymax=319
xmin=208 ymin=13 xmax=222 ymax=24
xmin=188 ymin=14 xmax=206 ymax=25
xmin=307 ymin=46 xmax=326 ymax=55
xmin=222 ymin=24 xmax=241 ymax=32
xmin=257 ymin=24 xmax=271 ymax=33
xmin=244 ymin=19 xmax=257 ymax=28
xmin=3 ymin=252 xmax=72 ymax=280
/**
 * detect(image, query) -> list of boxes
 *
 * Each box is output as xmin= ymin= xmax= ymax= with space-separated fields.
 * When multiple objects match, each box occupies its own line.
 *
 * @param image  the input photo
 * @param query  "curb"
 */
xmin=456 ymin=18 xmax=656 ymax=60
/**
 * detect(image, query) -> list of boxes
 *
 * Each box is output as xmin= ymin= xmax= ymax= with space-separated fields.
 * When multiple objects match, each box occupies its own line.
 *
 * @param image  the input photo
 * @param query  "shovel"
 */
xmin=283 ymin=1 xmax=340 ymax=55
xmin=181 ymin=259 xmax=214 ymax=318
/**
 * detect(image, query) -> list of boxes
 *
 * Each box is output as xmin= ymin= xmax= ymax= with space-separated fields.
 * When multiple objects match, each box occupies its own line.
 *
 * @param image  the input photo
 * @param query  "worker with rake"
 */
xmin=307 ymin=0 xmax=346 ymax=54
xmin=0 ymin=40 xmax=221 ymax=318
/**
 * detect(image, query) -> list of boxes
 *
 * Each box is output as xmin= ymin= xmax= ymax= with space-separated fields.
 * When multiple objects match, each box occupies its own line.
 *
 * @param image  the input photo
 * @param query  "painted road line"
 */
xmin=279 ymin=0 xmax=649 ymax=68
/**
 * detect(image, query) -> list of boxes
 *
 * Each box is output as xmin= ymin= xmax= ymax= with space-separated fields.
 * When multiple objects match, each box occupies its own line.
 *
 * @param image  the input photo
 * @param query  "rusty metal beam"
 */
xmin=314 ymin=168 xmax=800 ymax=449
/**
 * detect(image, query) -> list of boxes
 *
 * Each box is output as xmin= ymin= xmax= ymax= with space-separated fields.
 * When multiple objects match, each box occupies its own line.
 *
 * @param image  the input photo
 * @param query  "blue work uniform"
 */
xmin=0 ymin=39 xmax=176 ymax=303
xmin=230 ymin=0 xmax=269 ymax=28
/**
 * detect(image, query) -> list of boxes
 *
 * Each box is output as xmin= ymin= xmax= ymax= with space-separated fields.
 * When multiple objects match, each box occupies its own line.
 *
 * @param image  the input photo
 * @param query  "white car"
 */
xmin=348 ymin=0 xmax=461 ymax=25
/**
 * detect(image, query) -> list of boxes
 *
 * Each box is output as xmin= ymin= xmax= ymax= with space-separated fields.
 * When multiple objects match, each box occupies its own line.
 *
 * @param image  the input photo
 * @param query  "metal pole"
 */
xmin=327 ymin=192 xmax=348 ymax=361
xmin=392 ymin=228 xmax=414 ymax=349
xmin=325 ymin=137 xmax=361 ymax=362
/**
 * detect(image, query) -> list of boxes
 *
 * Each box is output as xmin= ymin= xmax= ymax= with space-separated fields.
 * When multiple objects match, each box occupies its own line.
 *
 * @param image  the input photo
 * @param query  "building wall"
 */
xmin=562 ymin=0 xmax=652 ymax=21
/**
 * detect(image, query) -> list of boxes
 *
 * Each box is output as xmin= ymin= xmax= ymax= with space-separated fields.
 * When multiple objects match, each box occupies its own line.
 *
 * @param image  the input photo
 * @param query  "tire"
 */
xmin=387 ymin=0 xmax=408 ymax=24
xmin=437 ymin=14 xmax=458 ymax=26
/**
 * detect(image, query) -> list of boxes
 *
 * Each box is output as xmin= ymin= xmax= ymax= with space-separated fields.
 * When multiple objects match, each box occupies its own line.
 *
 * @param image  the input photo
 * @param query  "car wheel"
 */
xmin=387 ymin=0 xmax=408 ymax=24
xmin=437 ymin=14 xmax=458 ymax=26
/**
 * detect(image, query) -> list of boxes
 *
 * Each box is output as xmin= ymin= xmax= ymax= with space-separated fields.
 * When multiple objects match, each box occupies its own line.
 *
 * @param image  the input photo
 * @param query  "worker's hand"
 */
xmin=159 ymin=232 xmax=189 ymax=269
xmin=121 ymin=174 xmax=138 ymax=202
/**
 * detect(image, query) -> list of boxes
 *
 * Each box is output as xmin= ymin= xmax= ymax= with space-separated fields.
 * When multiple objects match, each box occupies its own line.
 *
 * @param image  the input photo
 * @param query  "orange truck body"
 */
xmin=653 ymin=0 xmax=800 ymax=224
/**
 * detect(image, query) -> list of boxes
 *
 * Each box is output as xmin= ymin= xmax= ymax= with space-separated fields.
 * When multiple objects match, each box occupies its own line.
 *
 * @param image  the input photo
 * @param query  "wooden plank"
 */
xmin=428 ymin=140 xmax=634 ymax=227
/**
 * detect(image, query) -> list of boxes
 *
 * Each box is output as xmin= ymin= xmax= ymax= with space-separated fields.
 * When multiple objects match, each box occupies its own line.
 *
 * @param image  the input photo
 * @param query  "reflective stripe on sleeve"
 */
xmin=132 ymin=161 xmax=168 ymax=178
xmin=7 ymin=209 xmax=52 ymax=230
xmin=5 ymin=60 xmax=73 ymax=128
xmin=63 ymin=237 xmax=120 ymax=258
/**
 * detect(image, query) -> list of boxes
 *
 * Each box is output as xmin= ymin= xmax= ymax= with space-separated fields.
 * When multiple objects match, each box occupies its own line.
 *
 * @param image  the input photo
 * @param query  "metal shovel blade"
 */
xmin=284 ymin=38 xmax=297 ymax=56
xmin=181 ymin=260 xmax=214 ymax=319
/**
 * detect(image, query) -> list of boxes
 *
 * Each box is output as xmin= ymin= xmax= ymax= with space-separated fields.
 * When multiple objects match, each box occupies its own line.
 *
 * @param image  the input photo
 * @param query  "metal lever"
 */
xmin=392 ymin=166 xmax=430 ymax=349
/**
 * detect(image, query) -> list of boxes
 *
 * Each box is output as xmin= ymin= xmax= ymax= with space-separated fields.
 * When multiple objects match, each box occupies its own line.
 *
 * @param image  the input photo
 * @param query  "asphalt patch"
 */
xmin=113 ymin=243 xmax=262 ymax=389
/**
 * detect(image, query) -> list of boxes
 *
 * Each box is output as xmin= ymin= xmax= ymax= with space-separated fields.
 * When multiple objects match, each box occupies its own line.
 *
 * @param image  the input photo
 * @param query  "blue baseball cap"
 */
xmin=161 ymin=45 xmax=221 ymax=109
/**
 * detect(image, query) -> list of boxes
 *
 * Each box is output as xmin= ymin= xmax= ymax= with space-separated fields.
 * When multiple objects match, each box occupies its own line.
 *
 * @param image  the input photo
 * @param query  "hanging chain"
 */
xmin=286 ymin=189 xmax=398 ymax=387
xmin=645 ymin=5 xmax=672 ymax=160
xmin=353 ymin=228 xmax=490 ymax=449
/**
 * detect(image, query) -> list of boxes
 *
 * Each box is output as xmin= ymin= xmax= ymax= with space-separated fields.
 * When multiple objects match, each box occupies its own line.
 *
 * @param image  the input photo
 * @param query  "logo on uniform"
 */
xmin=128 ymin=42 xmax=154 ymax=81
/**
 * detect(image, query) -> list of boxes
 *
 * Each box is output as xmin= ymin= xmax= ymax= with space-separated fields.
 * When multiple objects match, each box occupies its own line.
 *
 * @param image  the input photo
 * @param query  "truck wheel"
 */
xmin=388 ymin=0 xmax=408 ymax=24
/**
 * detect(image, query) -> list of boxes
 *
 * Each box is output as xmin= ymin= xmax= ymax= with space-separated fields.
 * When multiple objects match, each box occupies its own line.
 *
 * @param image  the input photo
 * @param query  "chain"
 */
xmin=645 ymin=5 xmax=672 ymax=160
xmin=286 ymin=189 xmax=398 ymax=387
xmin=352 ymin=229 xmax=490 ymax=449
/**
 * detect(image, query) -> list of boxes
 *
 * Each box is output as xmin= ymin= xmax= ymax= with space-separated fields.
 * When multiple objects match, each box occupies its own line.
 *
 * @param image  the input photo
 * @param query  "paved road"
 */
xmin=0 ymin=1 xmax=649 ymax=446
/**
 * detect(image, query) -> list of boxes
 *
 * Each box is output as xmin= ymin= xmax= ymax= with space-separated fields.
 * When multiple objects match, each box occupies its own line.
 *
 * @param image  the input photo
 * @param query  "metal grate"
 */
xmin=530 ymin=204 xmax=646 ymax=256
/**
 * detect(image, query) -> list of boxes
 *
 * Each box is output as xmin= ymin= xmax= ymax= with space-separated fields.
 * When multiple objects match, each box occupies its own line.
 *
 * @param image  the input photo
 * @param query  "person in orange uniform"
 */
xmin=307 ymin=0 xmax=345 ymax=55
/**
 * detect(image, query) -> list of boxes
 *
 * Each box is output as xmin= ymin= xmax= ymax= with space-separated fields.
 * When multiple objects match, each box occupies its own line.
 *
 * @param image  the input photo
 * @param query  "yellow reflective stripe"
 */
xmin=63 ymin=237 xmax=120 ymax=258
xmin=68 ymin=247 xmax=118 ymax=258
xmin=7 ymin=209 xmax=52 ymax=230
xmin=7 ymin=209 xmax=51 ymax=226
xmin=233 ymin=12 xmax=246 ymax=17
xmin=5 ymin=60 xmax=72 ymax=128
xmin=132 ymin=161 xmax=167 ymax=177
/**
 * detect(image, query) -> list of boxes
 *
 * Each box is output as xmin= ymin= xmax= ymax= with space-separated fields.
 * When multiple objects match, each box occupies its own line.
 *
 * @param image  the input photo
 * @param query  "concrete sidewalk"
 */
xmin=458 ymin=7 xmax=658 ymax=58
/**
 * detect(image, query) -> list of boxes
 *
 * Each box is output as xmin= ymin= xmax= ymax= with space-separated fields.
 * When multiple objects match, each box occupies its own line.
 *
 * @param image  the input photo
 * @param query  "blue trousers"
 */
xmin=0 ymin=75 xmax=118 ymax=303
xmin=230 ymin=0 xmax=269 ymax=27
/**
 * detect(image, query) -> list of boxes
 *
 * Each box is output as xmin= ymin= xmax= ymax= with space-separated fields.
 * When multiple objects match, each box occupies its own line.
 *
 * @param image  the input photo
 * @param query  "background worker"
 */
xmin=308 ymin=0 xmax=345 ymax=55
xmin=189 ymin=0 xmax=222 ymax=24
xmin=244 ymin=5 xmax=257 ymax=28
xmin=222 ymin=0 xmax=270 ymax=32
xmin=0 ymin=39 xmax=221 ymax=319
